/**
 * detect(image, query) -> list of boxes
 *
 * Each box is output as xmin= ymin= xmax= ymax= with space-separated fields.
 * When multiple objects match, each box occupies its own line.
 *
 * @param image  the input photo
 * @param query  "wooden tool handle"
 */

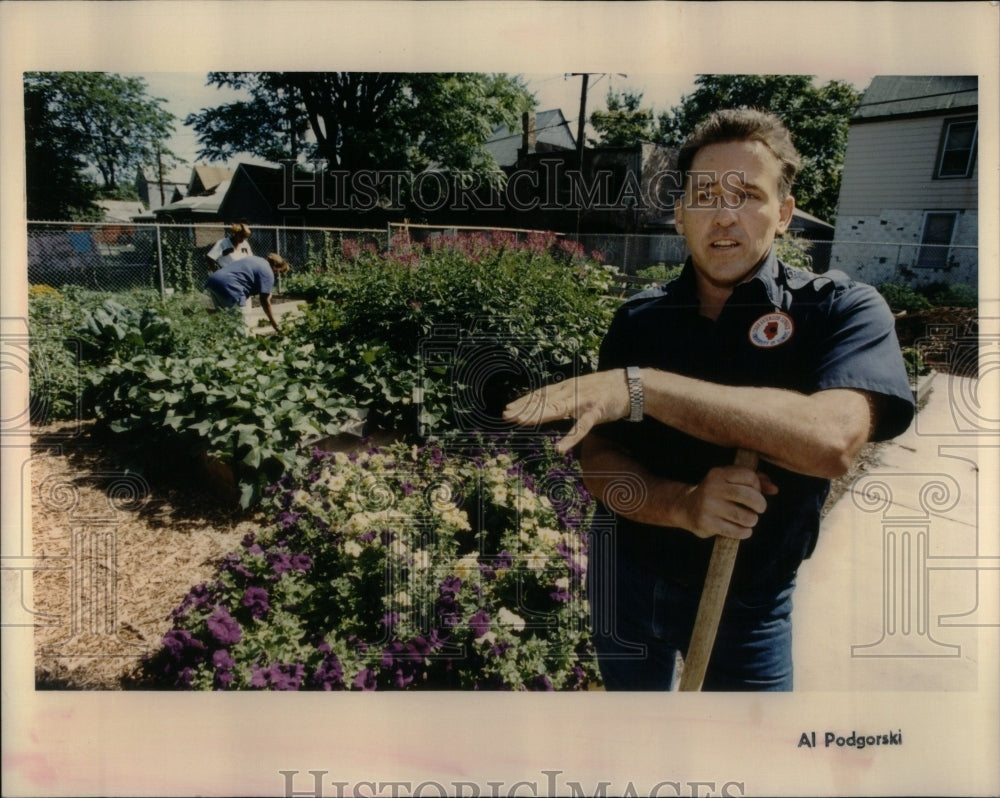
xmin=678 ymin=448 xmax=759 ymax=692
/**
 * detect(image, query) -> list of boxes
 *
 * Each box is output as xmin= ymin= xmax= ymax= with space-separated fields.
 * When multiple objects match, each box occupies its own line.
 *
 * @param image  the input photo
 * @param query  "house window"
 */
xmin=935 ymin=117 xmax=977 ymax=178
xmin=916 ymin=211 xmax=958 ymax=268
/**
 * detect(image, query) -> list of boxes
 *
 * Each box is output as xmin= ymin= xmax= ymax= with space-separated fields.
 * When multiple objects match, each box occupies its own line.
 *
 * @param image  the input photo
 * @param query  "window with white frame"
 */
xmin=935 ymin=116 xmax=977 ymax=179
xmin=916 ymin=211 xmax=958 ymax=268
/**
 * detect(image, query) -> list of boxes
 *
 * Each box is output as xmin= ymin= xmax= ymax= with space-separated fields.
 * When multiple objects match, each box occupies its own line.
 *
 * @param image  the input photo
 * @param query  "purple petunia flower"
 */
xmin=213 ymin=669 xmax=234 ymax=689
xmin=310 ymin=654 xmax=345 ymax=690
xmin=161 ymin=628 xmax=207 ymax=663
xmin=550 ymin=586 xmax=572 ymax=603
xmin=353 ymin=668 xmax=378 ymax=690
xmin=381 ymin=611 xmax=399 ymax=630
xmin=206 ymin=606 xmax=243 ymax=646
xmin=268 ymin=551 xmax=293 ymax=575
xmin=170 ymin=583 xmax=214 ymax=621
xmin=241 ymin=586 xmax=271 ymax=619
xmin=268 ymin=663 xmax=305 ymax=691
xmin=527 ymin=673 xmax=555 ymax=691
xmin=249 ymin=665 xmax=270 ymax=689
xmin=290 ymin=552 xmax=313 ymax=572
xmin=176 ymin=666 xmax=196 ymax=688
xmin=468 ymin=610 xmax=490 ymax=639
xmin=276 ymin=510 xmax=301 ymax=531
xmin=212 ymin=649 xmax=235 ymax=670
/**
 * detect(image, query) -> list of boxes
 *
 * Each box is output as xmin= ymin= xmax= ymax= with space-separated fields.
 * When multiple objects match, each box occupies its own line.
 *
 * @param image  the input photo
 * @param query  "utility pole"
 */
xmin=569 ymin=73 xmax=626 ymax=236
xmin=156 ymin=144 xmax=166 ymax=207
xmin=572 ymin=73 xmax=590 ymax=172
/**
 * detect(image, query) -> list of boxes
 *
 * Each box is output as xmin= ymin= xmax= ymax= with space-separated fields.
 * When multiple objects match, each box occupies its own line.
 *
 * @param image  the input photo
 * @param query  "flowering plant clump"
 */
xmin=143 ymin=436 xmax=601 ymax=690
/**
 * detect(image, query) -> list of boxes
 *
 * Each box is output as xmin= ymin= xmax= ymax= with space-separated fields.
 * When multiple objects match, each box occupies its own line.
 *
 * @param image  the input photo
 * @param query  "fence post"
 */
xmin=155 ymin=224 xmax=166 ymax=302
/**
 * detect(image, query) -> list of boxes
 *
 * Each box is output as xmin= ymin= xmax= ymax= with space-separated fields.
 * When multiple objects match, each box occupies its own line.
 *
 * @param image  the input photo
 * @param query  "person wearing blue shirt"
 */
xmin=504 ymin=109 xmax=914 ymax=691
xmin=205 ymin=253 xmax=290 ymax=335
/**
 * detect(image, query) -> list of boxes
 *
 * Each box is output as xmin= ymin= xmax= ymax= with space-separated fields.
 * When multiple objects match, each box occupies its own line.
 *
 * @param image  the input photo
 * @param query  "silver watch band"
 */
xmin=625 ymin=366 xmax=643 ymax=422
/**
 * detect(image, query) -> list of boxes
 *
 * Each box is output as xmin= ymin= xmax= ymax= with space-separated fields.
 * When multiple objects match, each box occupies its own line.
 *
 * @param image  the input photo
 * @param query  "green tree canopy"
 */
xmin=589 ymin=90 xmax=656 ymax=147
xmin=24 ymin=72 xmax=178 ymax=198
xmin=654 ymin=74 xmax=862 ymax=220
xmin=186 ymin=72 xmax=535 ymax=175
xmin=24 ymin=75 xmax=101 ymax=220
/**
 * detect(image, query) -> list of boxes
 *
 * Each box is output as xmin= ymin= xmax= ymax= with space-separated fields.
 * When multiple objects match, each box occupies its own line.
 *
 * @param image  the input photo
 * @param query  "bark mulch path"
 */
xmin=30 ymin=420 xmax=265 ymax=689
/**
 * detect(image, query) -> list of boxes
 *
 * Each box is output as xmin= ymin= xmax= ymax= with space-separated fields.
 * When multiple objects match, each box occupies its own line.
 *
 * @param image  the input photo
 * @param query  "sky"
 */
xmin=132 ymin=71 xmax=870 ymax=172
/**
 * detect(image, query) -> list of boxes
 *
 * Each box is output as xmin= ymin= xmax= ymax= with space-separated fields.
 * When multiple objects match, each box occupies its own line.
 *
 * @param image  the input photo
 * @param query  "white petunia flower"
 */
xmin=496 ymin=607 xmax=526 ymax=632
xmin=343 ymin=540 xmax=363 ymax=558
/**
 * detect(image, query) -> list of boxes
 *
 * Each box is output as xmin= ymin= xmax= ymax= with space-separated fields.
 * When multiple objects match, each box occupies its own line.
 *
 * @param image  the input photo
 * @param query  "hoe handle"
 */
xmin=678 ymin=448 xmax=759 ymax=692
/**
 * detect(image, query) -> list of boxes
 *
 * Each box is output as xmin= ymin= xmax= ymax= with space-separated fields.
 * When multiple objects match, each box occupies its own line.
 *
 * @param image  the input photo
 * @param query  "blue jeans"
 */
xmin=588 ymin=535 xmax=795 ymax=691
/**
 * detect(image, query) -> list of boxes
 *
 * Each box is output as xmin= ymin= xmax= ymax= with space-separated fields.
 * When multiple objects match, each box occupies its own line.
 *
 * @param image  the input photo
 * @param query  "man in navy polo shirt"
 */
xmin=505 ymin=109 xmax=914 ymax=690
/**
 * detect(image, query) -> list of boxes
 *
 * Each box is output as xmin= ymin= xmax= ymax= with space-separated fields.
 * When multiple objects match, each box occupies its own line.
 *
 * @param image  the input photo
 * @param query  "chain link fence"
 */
xmin=26 ymin=221 xmax=388 ymax=297
xmin=27 ymin=220 xmax=977 ymax=296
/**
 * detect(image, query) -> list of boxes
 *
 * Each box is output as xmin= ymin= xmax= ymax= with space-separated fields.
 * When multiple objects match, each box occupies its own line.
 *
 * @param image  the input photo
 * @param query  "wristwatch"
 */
xmin=625 ymin=366 xmax=643 ymax=422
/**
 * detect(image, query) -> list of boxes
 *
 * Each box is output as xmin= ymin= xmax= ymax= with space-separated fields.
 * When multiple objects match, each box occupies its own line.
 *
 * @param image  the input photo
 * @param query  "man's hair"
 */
xmin=228 ymin=222 xmax=251 ymax=240
xmin=677 ymin=109 xmax=802 ymax=200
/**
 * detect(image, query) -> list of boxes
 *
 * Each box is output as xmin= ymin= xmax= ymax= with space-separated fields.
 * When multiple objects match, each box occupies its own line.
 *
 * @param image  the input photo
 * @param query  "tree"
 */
xmin=654 ymin=75 xmax=862 ymax=220
xmin=24 ymin=75 xmax=101 ymax=220
xmin=589 ymin=90 xmax=655 ymax=147
xmin=24 ymin=72 xmax=178 ymax=197
xmin=186 ymin=72 xmax=534 ymax=175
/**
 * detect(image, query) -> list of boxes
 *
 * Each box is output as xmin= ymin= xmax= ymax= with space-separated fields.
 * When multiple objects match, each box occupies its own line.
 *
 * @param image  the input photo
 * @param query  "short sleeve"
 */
xmin=812 ymin=282 xmax=914 ymax=441
xmin=256 ymin=263 xmax=275 ymax=295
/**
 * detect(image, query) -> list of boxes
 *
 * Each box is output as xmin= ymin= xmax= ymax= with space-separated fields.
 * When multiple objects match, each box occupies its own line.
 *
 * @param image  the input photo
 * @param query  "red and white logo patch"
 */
xmin=749 ymin=312 xmax=794 ymax=348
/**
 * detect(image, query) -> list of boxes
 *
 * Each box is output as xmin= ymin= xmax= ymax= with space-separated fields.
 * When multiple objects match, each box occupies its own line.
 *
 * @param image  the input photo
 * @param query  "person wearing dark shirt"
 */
xmin=504 ymin=109 xmax=914 ymax=690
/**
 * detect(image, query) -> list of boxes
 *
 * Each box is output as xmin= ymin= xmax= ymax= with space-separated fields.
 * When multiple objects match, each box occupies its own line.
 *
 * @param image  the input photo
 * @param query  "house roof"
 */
xmin=190 ymin=164 xmax=234 ymax=193
xmin=153 ymin=180 xmax=231 ymax=218
xmin=852 ymin=76 xmax=978 ymax=122
xmin=136 ymin=165 xmax=190 ymax=186
xmin=486 ymin=109 xmax=576 ymax=167
xmin=97 ymin=199 xmax=147 ymax=222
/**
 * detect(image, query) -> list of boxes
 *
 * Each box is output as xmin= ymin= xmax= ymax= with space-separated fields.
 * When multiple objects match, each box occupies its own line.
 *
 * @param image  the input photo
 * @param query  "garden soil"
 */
xmin=27 ymin=306 xmax=977 ymax=689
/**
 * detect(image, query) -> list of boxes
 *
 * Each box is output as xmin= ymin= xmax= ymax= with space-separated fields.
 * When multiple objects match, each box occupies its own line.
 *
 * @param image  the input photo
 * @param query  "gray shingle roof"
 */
xmin=852 ymin=76 xmax=978 ymax=121
xmin=485 ymin=109 xmax=577 ymax=167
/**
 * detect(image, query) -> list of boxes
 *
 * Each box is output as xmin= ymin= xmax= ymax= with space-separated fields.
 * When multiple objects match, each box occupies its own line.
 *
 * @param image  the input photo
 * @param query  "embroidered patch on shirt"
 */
xmin=749 ymin=312 xmax=794 ymax=348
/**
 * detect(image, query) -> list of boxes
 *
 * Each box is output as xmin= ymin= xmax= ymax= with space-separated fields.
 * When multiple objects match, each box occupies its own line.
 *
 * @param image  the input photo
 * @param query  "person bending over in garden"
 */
xmin=504 ymin=108 xmax=915 ymax=691
xmin=206 ymin=222 xmax=253 ymax=272
xmin=205 ymin=252 xmax=290 ymax=335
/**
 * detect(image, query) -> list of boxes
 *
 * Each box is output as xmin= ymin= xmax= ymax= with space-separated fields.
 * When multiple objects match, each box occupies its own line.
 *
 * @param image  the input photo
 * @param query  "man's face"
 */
xmin=675 ymin=139 xmax=794 ymax=302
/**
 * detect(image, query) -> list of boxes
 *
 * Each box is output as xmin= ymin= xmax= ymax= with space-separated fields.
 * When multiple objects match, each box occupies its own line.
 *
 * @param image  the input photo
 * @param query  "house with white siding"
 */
xmin=829 ymin=76 xmax=978 ymax=289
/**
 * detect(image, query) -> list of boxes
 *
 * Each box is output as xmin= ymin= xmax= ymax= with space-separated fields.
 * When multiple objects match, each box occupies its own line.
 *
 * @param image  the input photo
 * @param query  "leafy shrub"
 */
xmin=89 ymin=334 xmax=364 ymax=507
xmin=774 ymin=234 xmax=814 ymax=272
xmin=285 ymin=230 xmax=618 ymax=433
xmin=901 ymin=346 xmax=930 ymax=383
xmin=27 ymin=287 xmax=83 ymax=422
xmin=634 ymin=263 xmax=684 ymax=282
xmin=877 ymin=283 xmax=932 ymax=313
xmin=141 ymin=436 xmax=600 ymax=690
xmin=75 ymin=298 xmax=175 ymax=364
xmin=918 ymin=281 xmax=977 ymax=308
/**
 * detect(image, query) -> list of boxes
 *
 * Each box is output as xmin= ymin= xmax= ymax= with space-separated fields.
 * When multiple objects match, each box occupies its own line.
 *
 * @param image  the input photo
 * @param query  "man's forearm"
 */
xmin=580 ymin=434 xmax=775 ymax=540
xmin=260 ymin=296 xmax=281 ymax=333
xmin=638 ymin=369 xmax=870 ymax=479
xmin=580 ymin=435 xmax=688 ymax=529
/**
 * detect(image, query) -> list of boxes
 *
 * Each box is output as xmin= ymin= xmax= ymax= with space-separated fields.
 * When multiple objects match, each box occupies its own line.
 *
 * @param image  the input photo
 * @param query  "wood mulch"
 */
xmin=30 ymin=420 xmax=265 ymax=689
